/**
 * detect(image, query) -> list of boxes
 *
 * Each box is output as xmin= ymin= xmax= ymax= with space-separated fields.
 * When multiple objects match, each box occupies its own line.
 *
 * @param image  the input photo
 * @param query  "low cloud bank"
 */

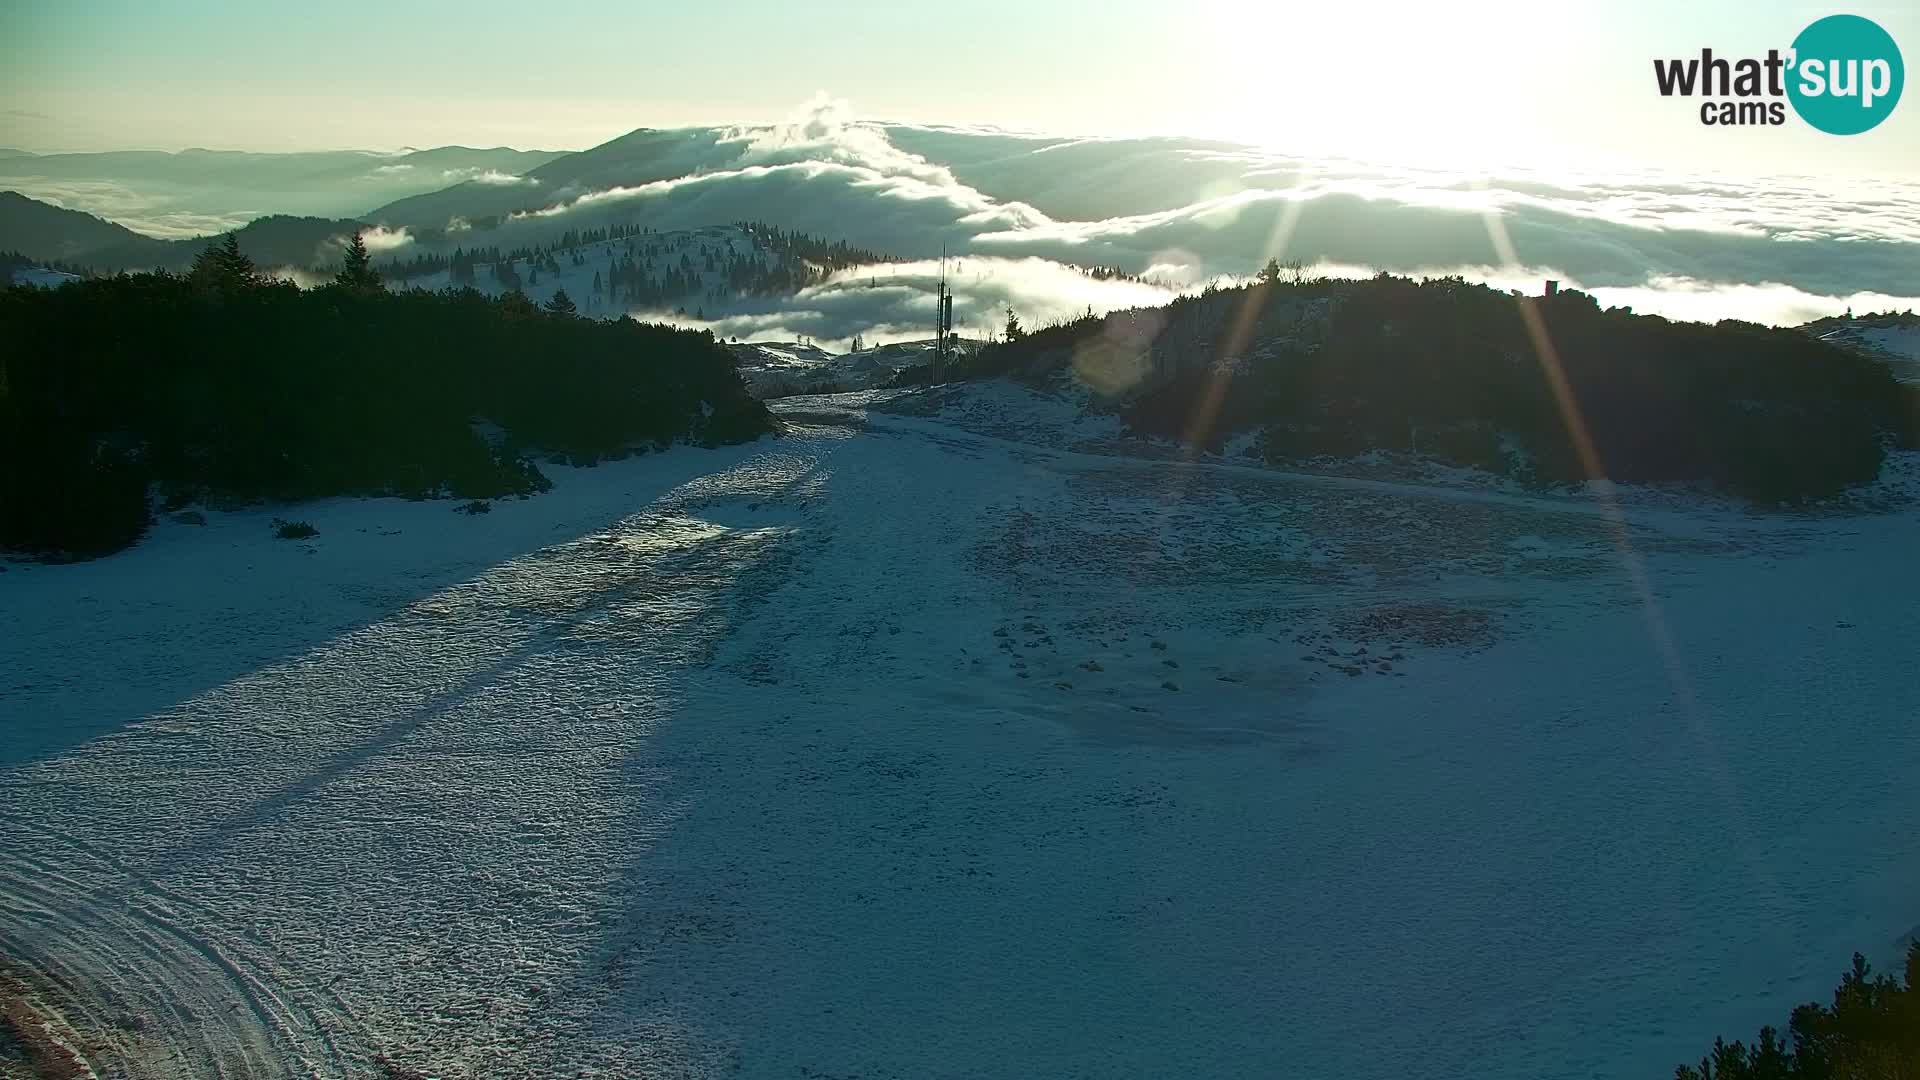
xmin=648 ymin=257 xmax=1179 ymax=347
xmin=400 ymin=111 xmax=1919 ymax=327
xmin=4 ymin=177 xmax=256 ymax=238
xmin=35 ymin=104 xmax=1901 ymax=328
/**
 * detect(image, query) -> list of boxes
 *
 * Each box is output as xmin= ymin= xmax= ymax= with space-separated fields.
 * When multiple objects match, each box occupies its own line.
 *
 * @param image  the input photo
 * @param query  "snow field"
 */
xmin=2 ymin=392 xmax=1917 ymax=1078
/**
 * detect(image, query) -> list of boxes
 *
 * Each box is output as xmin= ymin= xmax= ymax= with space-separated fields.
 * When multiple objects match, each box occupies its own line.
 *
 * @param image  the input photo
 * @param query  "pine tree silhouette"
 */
xmin=189 ymin=233 xmax=257 ymax=293
xmin=544 ymin=289 xmax=577 ymax=316
xmin=334 ymin=230 xmax=382 ymax=292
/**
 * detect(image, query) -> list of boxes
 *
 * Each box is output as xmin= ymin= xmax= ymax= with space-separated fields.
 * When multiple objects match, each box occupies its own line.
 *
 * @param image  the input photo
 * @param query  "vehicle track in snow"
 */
xmin=0 ymin=818 xmax=362 ymax=1079
xmin=0 ymin=445 xmax=835 ymax=1079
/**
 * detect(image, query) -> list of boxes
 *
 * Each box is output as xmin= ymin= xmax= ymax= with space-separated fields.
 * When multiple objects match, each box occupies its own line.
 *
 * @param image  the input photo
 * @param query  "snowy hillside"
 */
xmin=729 ymin=338 xmax=944 ymax=397
xmin=371 ymin=223 xmax=982 ymax=383
xmin=1808 ymin=312 xmax=1920 ymax=384
xmin=379 ymin=223 xmax=761 ymax=320
xmin=4 ymin=264 xmax=81 ymax=288
xmin=376 ymin=222 xmax=896 ymax=337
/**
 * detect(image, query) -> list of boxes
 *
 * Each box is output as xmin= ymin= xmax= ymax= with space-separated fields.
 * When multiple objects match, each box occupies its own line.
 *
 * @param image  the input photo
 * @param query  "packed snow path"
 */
xmin=3 ymin=397 xmax=1917 ymax=1079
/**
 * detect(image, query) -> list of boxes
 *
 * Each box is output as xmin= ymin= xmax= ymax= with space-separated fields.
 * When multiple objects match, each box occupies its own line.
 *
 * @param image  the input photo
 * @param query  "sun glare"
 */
xmin=1193 ymin=0 xmax=1576 ymax=170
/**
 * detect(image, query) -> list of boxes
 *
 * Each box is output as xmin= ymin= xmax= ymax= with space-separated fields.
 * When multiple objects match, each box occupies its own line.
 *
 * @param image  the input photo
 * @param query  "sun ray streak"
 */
xmin=1482 ymin=201 xmax=1774 ymax=895
xmin=1175 ymin=186 xmax=1309 ymax=470
xmin=1147 ymin=186 xmax=1315 ymax=571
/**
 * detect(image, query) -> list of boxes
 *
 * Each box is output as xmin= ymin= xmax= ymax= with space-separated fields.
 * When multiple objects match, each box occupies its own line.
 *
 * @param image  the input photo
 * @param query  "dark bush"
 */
xmin=271 ymin=518 xmax=317 ymax=540
xmin=0 ymin=436 xmax=149 ymax=559
xmin=1674 ymin=942 xmax=1920 ymax=1078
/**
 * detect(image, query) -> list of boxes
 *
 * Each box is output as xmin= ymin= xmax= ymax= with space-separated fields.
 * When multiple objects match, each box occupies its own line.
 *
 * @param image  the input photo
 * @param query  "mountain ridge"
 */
xmin=0 ymin=191 xmax=365 ymax=270
xmin=0 ymin=190 xmax=155 ymax=261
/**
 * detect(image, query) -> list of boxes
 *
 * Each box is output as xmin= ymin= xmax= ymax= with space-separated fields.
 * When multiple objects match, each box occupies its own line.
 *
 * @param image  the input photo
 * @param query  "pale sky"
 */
xmin=2 ymin=0 xmax=1914 ymax=178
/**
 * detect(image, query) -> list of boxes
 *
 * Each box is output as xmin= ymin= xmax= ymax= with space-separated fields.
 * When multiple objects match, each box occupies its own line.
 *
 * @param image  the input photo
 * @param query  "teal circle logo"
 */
xmin=1788 ymin=14 xmax=1903 ymax=134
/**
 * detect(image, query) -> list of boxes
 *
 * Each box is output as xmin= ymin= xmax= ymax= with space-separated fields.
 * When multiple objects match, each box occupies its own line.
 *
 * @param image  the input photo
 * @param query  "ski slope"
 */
xmin=3 ymin=391 xmax=1918 ymax=1079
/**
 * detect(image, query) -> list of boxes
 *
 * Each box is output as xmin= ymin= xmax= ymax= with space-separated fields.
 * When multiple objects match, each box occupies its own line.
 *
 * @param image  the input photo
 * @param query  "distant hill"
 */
xmin=0 ymin=148 xmax=36 ymax=160
xmin=2 ymin=191 xmax=370 ymax=272
xmin=882 ymin=128 xmax=1257 ymax=220
xmin=366 ymin=128 xmax=720 ymax=229
xmin=0 ymin=190 xmax=158 ymax=262
xmin=0 ymin=145 xmax=566 ymax=191
xmin=362 ymin=124 xmax=1271 ymax=232
xmin=367 ymin=221 xmax=897 ymax=338
xmin=385 ymin=145 xmax=566 ymax=174
xmin=365 ymin=179 xmax=548 ymax=234
xmin=0 ymin=145 xmax=570 ymax=234
xmin=86 ymin=213 xmax=373 ymax=273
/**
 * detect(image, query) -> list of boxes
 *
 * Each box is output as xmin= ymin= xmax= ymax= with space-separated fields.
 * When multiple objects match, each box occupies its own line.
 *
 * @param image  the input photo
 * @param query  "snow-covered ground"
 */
xmin=3 ymin=392 xmax=1918 ymax=1079
xmin=1812 ymin=313 xmax=1920 ymax=384
xmin=729 ymin=338 xmax=944 ymax=397
xmin=4 ymin=266 xmax=82 ymax=289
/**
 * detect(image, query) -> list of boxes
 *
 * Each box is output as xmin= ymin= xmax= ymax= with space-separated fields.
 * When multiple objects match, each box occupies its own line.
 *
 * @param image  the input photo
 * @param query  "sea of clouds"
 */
xmin=378 ymin=95 xmax=1918 ymax=336
xmin=17 ymin=95 xmax=1919 ymax=334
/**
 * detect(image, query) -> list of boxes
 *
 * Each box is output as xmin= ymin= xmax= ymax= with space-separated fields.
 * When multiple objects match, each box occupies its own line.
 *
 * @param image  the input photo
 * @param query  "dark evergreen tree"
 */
xmin=545 ymin=289 xmax=577 ymax=316
xmin=189 ymin=233 xmax=257 ymax=293
xmin=334 ymin=231 xmax=381 ymax=292
xmin=1675 ymin=944 xmax=1920 ymax=1079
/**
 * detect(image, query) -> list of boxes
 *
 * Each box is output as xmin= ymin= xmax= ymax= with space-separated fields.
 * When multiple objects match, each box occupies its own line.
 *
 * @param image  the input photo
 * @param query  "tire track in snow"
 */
xmin=0 ymin=865 xmax=227 ymax=1079
xmin=0 ymin=818 xmax=364 ymax=1079
xmin=1 ymin=448 xmax=834 ymax=1079
xmin=0 ymin=853 xmax=276 ymax=1078
xmin=0 ymin=944 xmax=127 ymax=1079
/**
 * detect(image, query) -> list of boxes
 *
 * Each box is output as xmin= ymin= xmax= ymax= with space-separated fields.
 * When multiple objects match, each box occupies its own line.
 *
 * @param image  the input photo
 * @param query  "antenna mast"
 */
xmin=934 ymin=244 xmax=955 ymax=377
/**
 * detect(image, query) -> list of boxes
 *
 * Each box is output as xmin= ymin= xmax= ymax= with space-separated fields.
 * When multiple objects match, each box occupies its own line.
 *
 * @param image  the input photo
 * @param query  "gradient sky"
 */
xmin=2 ymin=0 xmax=1914 ymax=178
